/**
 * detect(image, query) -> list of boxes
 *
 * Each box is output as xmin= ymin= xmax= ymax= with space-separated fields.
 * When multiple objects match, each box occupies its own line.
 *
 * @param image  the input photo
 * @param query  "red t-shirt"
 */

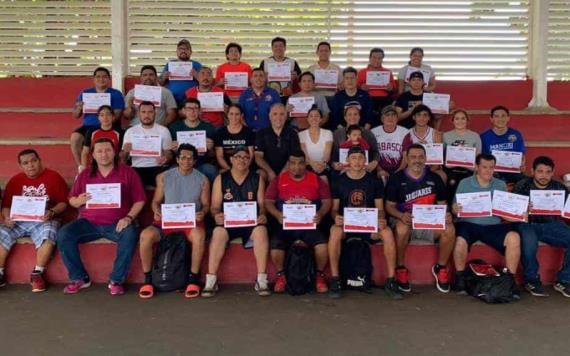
xmin=357 ymin=66 xmax=396 ymax=97
xmin=215 ymin=62 xmax=253 ymax=98
xmin=1 ymin=168 xmax=68 ymax=210
xmin=84 ymin=127 xmax=122 ymax=152
xmin=265 ymin=171 xmax=331 ymax=205
xmin=185 ymin=86 xmax=228 ymax=128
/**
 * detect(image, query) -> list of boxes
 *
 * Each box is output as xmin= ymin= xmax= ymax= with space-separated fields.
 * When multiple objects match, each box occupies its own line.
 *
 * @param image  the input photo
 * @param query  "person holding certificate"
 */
xmin=513 ymin=156 xmax=570 ymax=298
xmin=158 ymin=39 xmax=202 ymax=105
xmin=57 ymin=138 xmax=146 ymax=296
xmin=307 ymin=41 xmax=342 ymax=99
xmin=452 ymin=153 xmax=521 ymax=298
xmin=203 ymin=146 xmax=270 ymax=297
xmin=394 ymin=71 xmax=426 ymax=129
xmin=286 ymin=71 xmax=330 ymax=129
xmin=330 ymin=67 xmax=374 ymax=130
xmin=264 ymin=151 xmax=332 ymax=294
xmin=214 ymin=104 xmax=255 ymax=172
xmin=215 ymin=42 xmax=253 ymax=100
xmin=259 ymin=37 xmax=302 ymax=100
xmin=298 ymin=107 xmax=333 ymax=179
xmin=0 ymin=149 xmax=68 ymax=292
xmin=122 ymin=101 xmax=173 ymax=187
xmin=385 ymin=144 xmax=455 ymax=294
xmin=328 ymin=146 xmax=402 ymax=300
xmin=397 ymin=47 xmax=436 ymax=94
xmin=357 ymin=48 xmax=397 ymax=115
xmin=185 ymin=67 xmax=232 ymax=128
xmin=238 ymin=68 xmax=281 ymax=132
xmin=138 ymin=144 xmax=210 ymax=299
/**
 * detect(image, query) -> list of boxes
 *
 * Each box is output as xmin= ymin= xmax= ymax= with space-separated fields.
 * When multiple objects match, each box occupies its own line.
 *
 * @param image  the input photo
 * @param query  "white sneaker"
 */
xmin=255 ymin=273 xmax=271 ymax=296
xmin=201 ymin=274 xmax=218 ymax=298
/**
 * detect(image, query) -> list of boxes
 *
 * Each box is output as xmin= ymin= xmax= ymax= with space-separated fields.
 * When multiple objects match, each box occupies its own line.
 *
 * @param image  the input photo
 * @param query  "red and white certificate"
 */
xmin=423 ymin=143 xmax=444 ymax=165
xmin=344 ymin=208 xmax=378 ymax=233
xmin=130 ymin=134 xmax=162 ymax=157
xmin=412 ymin=204 xmax=446 ymax=229
xmin=10 ymin=196 xmax=47 ymax=222
xmin=283 ymin=204 xmax=316 ymax=230
xmin=456 ymin=192 xmax=492 ymax=218
xmin=197 ymin=92 xmax=224 ymax=112
xmin=366 ymin=71 xmax=391 ymax=89
xmin=267 ymin=62 xmax=291 ymax=82
xmin=223 ymin=202 xmax=257 ymax=228
xmin=224 ymin=72 xmax=249 ymax=91
xmin=314 ymin=69 xmax=339 ymax=89
xmin=168 ymin=61 xmax=193 ymax=80
xmin=422 ymin=93 xmax=450 ymax=114
xmin=177 ymin=131 xmax=207 ymax=153
xmin=492 ymin=150 xmax=523 ymax=173
xmin=446 ymin=146 xmax=476 ymax=168
xmin=491 ymin=190 xmax=529 ymax=221
xmin=86 ymin=183 xmax=121 ymax=209
xmin=288 ymin=96 xmax=315 ymax=117
xmin=161 ymin=203 xmax=196 ymax=229
xmin=82 ymin=93 xmax=111 ymax=114
xmin=563 ymin=198 xmax=570 ymax=219
xmin=530 ymin=190 xmax=566 ymax=215
xmin=134 ymin=84 xmax=162 ymax=107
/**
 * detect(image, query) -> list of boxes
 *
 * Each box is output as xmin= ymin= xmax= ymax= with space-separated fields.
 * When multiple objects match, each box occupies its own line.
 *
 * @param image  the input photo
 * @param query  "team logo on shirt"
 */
xmin=508 ymin=134 xmax=517 ymax=143
xmin=265 ymin=95 xmax=273 ymax=101
xmin=224 ymin=189 xmax=233 ymax=201
xmin=22 ymin=184 xmax=47 ymax=198
xmin=248 ymin=192 xmax=254 ymax=200
xmin=349 ymin=189 xmax=366 ymax=207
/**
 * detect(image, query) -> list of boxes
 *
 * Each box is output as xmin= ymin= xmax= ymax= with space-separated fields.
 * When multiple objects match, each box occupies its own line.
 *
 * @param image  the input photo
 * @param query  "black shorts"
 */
xmin=344 ymin=232 xmax=382 ymax=245
xmin=270 ymin=228 xmax=328 ymax=250
xmin=456 ymin=221 xmax=519 ymax=255
xmin=134 ymin=166 xmax=167 ymax=187
xmin=226 ymin=226 xmax=256 ymax=249
xmin=73 ymin=125 xmax=98 ymax=136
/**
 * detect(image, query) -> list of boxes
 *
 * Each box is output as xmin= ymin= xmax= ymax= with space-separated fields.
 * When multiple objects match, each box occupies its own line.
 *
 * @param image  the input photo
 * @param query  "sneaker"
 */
xmin=315 ymin=272 xmax=328 ymax=293
xmin=30 ymin=272 xmax=46 ymax=293
xmin=454 ymin=271 xmax=467 ymax=296
xmin=0 ymin=271 xmax=6 ymax=288
xmin=395 ymin=266 xmax=411 ymax=292
xmin=63 ymin=279 xmax=91 ymax=294
xmin=432 ymin=264 xmax=450 ymax=293
xmin=254 ymin=281 xmax=271 ymax=297
xmin=554 ymin=282 xmax=570 ymax=298
xmin=524 ymin=280 xmax=549 ymax=297
xmin=273 ymin=273 xmax=286 ymax=293
xmin=384 ymin=277 xmax=404 ymax=300
xmin=328 ymin=276 xmax=342 ymax=299
xmin=201 ymin=283 xmax=218 ymax=298
xmin=108 ymin=282 xmax=125 ymax=296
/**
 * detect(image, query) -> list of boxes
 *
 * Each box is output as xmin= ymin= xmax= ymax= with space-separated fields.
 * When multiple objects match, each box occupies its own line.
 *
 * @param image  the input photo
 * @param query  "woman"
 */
xmin=215 ymin=42 xmax=253 ymax=101
xmin=298 ymin=107 xmax=333 ymax=180
xmin=214 ymin=104 xmax=255 ymax=172
xmin=398 ymin=47 xmax=436 ymax=94
xmin=286 ymin=71 xmax=330 ymax=129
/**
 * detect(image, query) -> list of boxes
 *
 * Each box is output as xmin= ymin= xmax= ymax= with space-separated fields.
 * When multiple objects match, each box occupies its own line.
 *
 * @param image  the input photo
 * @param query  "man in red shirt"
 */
xmin=0 ymin=149 xmax=68 ymax=292
xmin=185 ymin=67 xmax=232 ymax=128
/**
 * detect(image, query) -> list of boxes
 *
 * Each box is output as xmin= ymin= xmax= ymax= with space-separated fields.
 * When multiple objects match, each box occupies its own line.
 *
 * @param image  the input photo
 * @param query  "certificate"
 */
xmin=267 ymin=62 xmax=291 ymax=82
xmin=86 ymin=183 xmax=121 ymax=209
xmin=445 ymin=146 xmax=476 ymax=168
xmin=491 ymin=190 xmax=529 ymax=221
xmin=366 ymin=71 xmax=391 ymax=88
xmin=82 ymin=93 xmax=111 ymax=114
xmin=492 ymin=150 xmax=523 ymax=173
xmin=344 ymin=208 xmax=378 ymax=233
xmin=422 ymin=143 xmax=444 ymax=165
xmin=530 ymin=190 xmax=566 ymax=215
xmin=288 ymin=96 xmax=315 ymax=117
xmin=177 ymin=131 xmax=207 ymax=153
xmin=161 ymin=203 xmax=196 ymax=229
xmin=10 ymin=196 xmax=47 ymax=222
xmin=197 ymin=92 xmax=224 ymax=112
xmin=339 ymin=148 xmax=369 ymax=167
xmin=412 ymin=204 xmax=446 ymax=230
xmin=168 ymin=61 xmax=193 ymax=80
xmin=224 ymin=72 xmax=249 ymax=91
xmin=134 ymin=84 xmax=162 ymax=107
xmin=314 ymin=69 xmax=339 ymax=89
xmin=224 ymin=201 xmax=257 ymax=228
xmin=130 ymin=134 xmax=162 ymax=157
xmin=456 ymin=192 xmax=492 ymax=218
xmin=563 ymin=198 xmax=570 ymax=219
xmin=283 ymin=204 xmax=316 ymax=230
xmin=405 ymin=67 xmax=431 ymax=86
xmin=422 ymin=93 xmax=450 ymax=114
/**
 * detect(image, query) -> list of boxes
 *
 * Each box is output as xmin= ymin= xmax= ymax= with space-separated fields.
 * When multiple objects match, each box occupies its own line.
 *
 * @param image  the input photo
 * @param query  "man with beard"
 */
xmin=185 ymin=66 xmax=232 ymax=129
xmin=159 ymin=39 xmax=202 ymax=105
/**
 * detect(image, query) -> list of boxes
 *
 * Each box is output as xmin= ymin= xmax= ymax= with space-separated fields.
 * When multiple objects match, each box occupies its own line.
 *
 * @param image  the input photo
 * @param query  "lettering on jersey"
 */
xmin=490 ymin=142 xmax=514 ymax=151
xmin=247 ymin=192 xmax=254 ymax=200
xmin=222 ymin=139 xmax=247 ymax=146
xmin=223 ymin=189 xmax=233 ymax=201
xmin=405 ymin=187 xmax=433 ymax=202
xmin=349 ymin=189 xmax=366 ymax=207
xmin=379 ymin=142 xmax=402 ymax=152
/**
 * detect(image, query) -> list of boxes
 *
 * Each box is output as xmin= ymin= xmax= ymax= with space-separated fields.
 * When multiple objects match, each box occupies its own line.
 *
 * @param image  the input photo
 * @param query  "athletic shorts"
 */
xmin=456 ymin=221 xmax=519 ymax=255
xmin=0 ymin=221 xmax=59 ymax=250
xmin=74 ymin=125 xmax=99 ymax=137
xmin=153 ymin=221 xmax=205 ymax=237
xmin=270 ymin=228 xmax=327 ymax=251
xmin=389 ymin=217 xmax=435 ymax=243
xmin=226 ymin=226 xmax=256 ymax=249
xmin=344 ymin=232 xmax=382 ymax=245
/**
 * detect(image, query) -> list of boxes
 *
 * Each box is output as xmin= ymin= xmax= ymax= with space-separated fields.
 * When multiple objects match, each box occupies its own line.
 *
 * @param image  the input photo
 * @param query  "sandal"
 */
xmin=139 ymin=284 xmax=154 ymax=299
xmin=184 ymin=283 xmax=201 ymax=298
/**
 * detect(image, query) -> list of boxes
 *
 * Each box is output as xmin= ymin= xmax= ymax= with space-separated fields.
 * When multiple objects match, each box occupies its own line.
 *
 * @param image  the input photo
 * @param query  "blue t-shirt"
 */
xmin=238 ymin=87 xmax=281 ymax=131
xmin=162 ymin=59 xmax=202 ymax=105
xmin=76 ymin=87 xmax=125 ymax=127
xmin=480 ymin=127 xmax=526 ymax=155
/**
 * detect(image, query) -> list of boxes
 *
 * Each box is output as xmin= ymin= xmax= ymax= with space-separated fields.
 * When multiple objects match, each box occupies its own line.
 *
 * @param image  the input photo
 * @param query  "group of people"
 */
xmin=1 ymin=38 xmax=569 ymax=302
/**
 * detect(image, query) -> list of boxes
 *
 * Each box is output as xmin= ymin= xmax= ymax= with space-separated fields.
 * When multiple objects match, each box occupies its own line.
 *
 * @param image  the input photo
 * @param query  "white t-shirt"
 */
xmin=298 ymin=128 xmax=333 ymax=162
xmin=123 ymin=124 xmax=172 ymax=168
xmin=371 ymin=125 xmax=409 ymax=172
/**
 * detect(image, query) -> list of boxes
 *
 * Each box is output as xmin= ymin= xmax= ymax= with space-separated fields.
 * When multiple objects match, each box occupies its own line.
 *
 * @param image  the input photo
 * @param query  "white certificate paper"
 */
xmin=288 ymin=96 xmax=315 ymax=117
xmin=412 ymin=204 xmax=446 ymax=230
xmin=86 ymin=183 xmax=121 ymax=209
xmin=456 ymin=192 xmax=492 ymax=218
xmin=446 ymin=146 xmax=476 ymax=168
xmin=339 ymin=148 xmax=369 ymax=167
xmin=422 ymin=93 xmax=450 ymax=114
xmin=492 ymin=190 xmax=529 ymax=221
xmin=492 ymin=150 xmax=523 ymax=173
xmin=224 ymin=201 xmax=257 ymax=228
xmin=283 ymin=204 xmax=317 ymax=230
xmin=134 ymin=84 xmax=162 ymax=107
xmin=82 ymin=93 xmax=111 ymax=114
xmin=422 ymin=143 xmax=444 ymax=165
xmin=405 ymin=67 xmax=431 ymax=86
xmin=168 ymin=61 xmax=193 ymax=80
xmin=130 ymin=134 xmax=162 ymax=157
xmin=530 ymin=190 xmax=566 ymax=215
xmin=177 ymin=131 xmax=207 ymax=153
xmin=267 ymin=62 xmax=291 ymax=82
xmin=344 ymin=208 xmax=378 ymax=233
xmin=161 ymin=203 xmax=196 ymax=229
xmin=563 ymin=198 xmax=570 ymax=219
xmin=197 ymin=92 xmax=224 ymax=112
xmin=366 ymin=71 xmax=391 ymax=88
xmin=224 ymin=72 xmax=249 ymax=90
xmin=10 ymin=196 xmax=47 ymax=222
xmin=314 ymin=69 xmax=339 ymax=89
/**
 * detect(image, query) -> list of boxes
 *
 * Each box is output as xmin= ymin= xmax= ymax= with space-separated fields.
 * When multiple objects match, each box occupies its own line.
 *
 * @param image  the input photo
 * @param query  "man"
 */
xmin=238 ymin=67 xmax=281 ymax=131
xmin=328 ymin=146 xmax=402 ymax=299
xmin=513 ymin=156 xmax=570 ymax=297
xmin=124 ymin=65 xmax=177 ymax=127
xmin=80 ymin=105 xmax=123 ymax=172
xmin=330 ymin=67 xmax=374 ymax=130
xmin=265 ymin=151 xmax=331 ymax=293
xmin=394 ymin=71 xmax=425 ymax=129
xmin=122 ymin=101 xmax=173 ymax=187
xmin=452 ymin=153 xmax=521 ymax=296
xmin=0 ymin=150 xmax=68 ymax=291
xmin=215 ymin=42 xmax=253 ymax=100
xmin=185 ymin=66 xmax=232 ymax=129
xmin=71 ymin=67 xmax=124 ymax=169
xmin=138 ymin=144 xmax=210 ymax=299
xmin=286 ymin=71 xmax=330 ymax=129
xmin=307 ymin=41 xmax=342 ymax=99
xmin=203 ymin=146 xmax=270 ymax=297
xmin=159 ymin=39 xmax=202 ymax=105
xmin=169 ymin=98 xmax=218 ymax=182
xmin=57 ymin=138 xmax=146 ymax=295
xmin=357 ymin=48 xmax=397 ymax=116
xmin=385 ymin=144 xmax=456 ymax=293
xmin=260 ymin=37 xmax=302 ymax=101
xmin=255 ymin=103 xmax=301 ymax=182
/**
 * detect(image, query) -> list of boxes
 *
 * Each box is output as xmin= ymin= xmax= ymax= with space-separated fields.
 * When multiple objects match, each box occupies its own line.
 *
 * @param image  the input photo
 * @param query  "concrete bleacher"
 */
xmin=1 ymin=77 xmax=569 ymax=285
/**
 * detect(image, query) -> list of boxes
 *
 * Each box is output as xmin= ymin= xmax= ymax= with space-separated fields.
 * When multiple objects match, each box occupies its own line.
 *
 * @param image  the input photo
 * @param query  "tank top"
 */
xmin=163 ymin=167 xmax=206 ymax=211
xmin=410 ymin=126 xmax=434 ymax=144
xmin=220 ymin=170 xmax=259 ymax=211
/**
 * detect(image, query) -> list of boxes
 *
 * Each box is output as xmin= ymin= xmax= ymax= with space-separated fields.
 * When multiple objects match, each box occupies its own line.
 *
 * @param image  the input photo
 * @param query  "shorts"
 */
xmin=0 ymin=221 xmax=59 ymax=250
xmin=153 ymin=221 xmax=205 ymax=237
xmin=344 ymin=232 xmax=382 ymax=245
xmin=226 ymin=226 xmax=256 ymax=249
xmin=456 ymin=221 xmax=519 ymax=255
xmin=134 ymin=166 xmax=167 ymax=187
xmin=389 ymin=217 xmax=435 ymax=243
xmin=270 ymin=228 xmax=327 ymax=251
xmin=74 ymin=125 xmax=99 ymax=137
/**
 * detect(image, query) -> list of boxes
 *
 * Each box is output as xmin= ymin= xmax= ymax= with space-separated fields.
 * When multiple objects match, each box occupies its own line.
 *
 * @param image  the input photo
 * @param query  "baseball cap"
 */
xmin=232 ymin=145 xmax=249 ymax=156
xmin=347 ymin=145 xmax=365 ymax=157
xmin=177 ymin=39 xmax=191 ymax=47
xmin=409 ymin=71 xmax=424 ymax=81
xmin=381 ymin=105 xmax=397 ymax=116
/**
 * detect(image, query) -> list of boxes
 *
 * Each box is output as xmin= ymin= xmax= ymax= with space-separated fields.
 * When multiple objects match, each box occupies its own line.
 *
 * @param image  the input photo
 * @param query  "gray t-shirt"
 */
xmin=455 ymin=175 xmax=506 ymax=225
xmin=443 ymin=129 xmax=482 ymax=152
xmin=125 ymin=86 xmax=177 ymax=127
xmin=163 ymin=167 xmax=206 ymax=211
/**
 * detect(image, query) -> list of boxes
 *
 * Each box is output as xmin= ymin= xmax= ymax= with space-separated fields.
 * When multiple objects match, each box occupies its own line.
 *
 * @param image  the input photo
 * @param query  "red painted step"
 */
xmin=0 ymin=77 xmax=93 ymax=108
xmin=437 ymin=80 xmax=533 ymax=110
xmin=0 ymin=112 xmax=77 ymax=139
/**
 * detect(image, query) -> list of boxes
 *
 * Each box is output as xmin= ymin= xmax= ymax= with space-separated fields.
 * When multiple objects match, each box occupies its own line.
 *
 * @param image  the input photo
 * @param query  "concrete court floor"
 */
xmin=0 ymin=284 xmax=568 ymax=356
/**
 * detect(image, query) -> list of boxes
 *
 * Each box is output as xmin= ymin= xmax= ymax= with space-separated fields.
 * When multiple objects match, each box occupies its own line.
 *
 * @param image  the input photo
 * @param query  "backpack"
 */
xmin=151 ymin=232 xmax=190 ymax=293
xmin=464 ymin=259 xmax=518 ymax=304
xmin=340 ymin=238 xmax=373 ymax=291
xmin=285 ymin=241 xmax=315 ymax=296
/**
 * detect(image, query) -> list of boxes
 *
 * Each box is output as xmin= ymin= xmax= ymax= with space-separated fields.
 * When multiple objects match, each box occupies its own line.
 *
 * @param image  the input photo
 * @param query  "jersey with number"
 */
xmin=220 ymin=170 xmax=259 ymax=208
xmin=371 ymin=125 xmax=409 ymax=173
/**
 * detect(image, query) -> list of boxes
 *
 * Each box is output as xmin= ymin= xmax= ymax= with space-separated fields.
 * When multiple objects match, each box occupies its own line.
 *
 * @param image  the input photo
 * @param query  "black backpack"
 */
xmin=285 ymin=241 xmax=315 ymax=296
xmin=464 ymin=259 xmax=518 ymax=304
xmin=340 ymin=238 xmax=373 ymax=291
xmin=151 ymin=232 xmax=190 ymax=292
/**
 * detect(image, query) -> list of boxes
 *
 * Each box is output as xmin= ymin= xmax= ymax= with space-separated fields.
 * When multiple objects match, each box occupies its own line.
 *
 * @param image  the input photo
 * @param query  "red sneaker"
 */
xmin=30 ymin=272 xmax=46 ymax=293
xmin=432 ymin=264 xmax=450 ymax=293
xmin=273 ymin=273 xmax=287 ymax=293
xmin=395 ymin=266 xmax=411 ymax=292
xmin=315 ymin=272 xmax=328 ymax=293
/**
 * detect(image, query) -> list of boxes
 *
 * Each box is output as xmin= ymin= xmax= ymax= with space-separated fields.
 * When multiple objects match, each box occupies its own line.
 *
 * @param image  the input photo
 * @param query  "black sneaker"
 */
xmin=384 ymin=277 xmax=404 ymax=300
xmin=432 ymin=264 xmax=451 ymax=293
xmin=328 ymin=276 xmax=342 ymax=299
xmin=0 ymin=271 xmax=6 ymax=288
xmin=524 ymin=280 xmax=549 ymax=297
xmin=454 ymin=271 xmax=467 ymax=296
xmin=554 ymin=282 xmax=570 ymax=298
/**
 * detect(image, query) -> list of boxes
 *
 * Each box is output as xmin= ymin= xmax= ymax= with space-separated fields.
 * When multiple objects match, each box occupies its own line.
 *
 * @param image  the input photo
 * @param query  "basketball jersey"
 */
xmin=371 ymin=125 xmax=409 ymax=173
xmin=409 ymin=127 xmax=434 ymax=144
xmin=220 ymin=170 xmax=259 ymax=211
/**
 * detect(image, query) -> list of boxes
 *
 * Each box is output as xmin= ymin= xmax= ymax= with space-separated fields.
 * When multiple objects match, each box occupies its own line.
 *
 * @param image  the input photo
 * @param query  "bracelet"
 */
xmin=125 ymin=215 xmax=134 ymax=221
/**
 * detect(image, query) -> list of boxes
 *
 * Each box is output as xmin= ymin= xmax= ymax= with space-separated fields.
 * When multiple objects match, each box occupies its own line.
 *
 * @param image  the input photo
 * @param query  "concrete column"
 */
xmin=111 ymin=0 xmax=128 ymax=92
xmin=527 ymin=0 xmax=552 ymax=110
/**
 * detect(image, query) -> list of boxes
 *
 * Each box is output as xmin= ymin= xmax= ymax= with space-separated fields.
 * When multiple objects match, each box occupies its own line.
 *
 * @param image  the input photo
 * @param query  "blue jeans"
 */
xmin=518 ymin=221 xmax=570 ymax=283
xmin=196 ymin=163 xmax=218 ymax=183
xmin=56 ymin=218 xmax=139 ymax=284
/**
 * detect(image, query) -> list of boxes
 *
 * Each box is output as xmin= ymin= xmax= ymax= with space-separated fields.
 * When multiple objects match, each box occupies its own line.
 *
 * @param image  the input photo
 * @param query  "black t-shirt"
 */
xmin=386 ymin=168 xmax=446 ymax=213
xmin=255 ymin=126 xmax=301 ymax=174
xmin=395 ymin=91 xmax=424 ymax=129
xmin=512 ymin=176 xmax=569 ymax=224
xmin=214 ymin=126 xmax=255 ymax=163
xmin=332 ymin=171 xmax=384 ymax=212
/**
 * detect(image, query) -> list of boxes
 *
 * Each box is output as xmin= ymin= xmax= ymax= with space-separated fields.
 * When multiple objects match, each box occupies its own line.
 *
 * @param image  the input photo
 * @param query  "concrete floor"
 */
xmin=1 ymin=284 xmax=568 ymax=356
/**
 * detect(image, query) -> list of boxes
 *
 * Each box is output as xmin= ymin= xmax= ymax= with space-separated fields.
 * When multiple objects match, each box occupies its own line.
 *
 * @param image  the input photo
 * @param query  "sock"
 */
xmin=189 ymin=271 xmax=199 ymax=284
xmin=257 ymin=272 xmax=268 ymax=284
xmin=0 ymin=267 xmax=4 ymax=274
xmin=144 ymin=272 xmax=152 ymax=284
xmin=33 ymin=265 xmax=45 ymax=273
xmin=205 ymin=273 xmax=217 ymax=289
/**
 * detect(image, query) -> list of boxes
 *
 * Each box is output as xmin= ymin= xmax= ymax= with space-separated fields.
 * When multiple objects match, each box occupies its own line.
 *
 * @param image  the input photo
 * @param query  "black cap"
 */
xmin=409 ymin=71 xmax=424 ymax=81
xmin=347 ymin=145 xmax=365 ymax=157
xmin=232 ymin=145 xmax=249 ymax=156
xmin=381 ymin=105 xmax=397 ymax=116
xmin=177 ymin=39 xmax=191 ymax=47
